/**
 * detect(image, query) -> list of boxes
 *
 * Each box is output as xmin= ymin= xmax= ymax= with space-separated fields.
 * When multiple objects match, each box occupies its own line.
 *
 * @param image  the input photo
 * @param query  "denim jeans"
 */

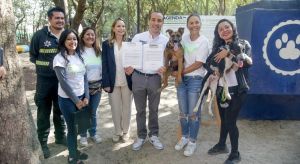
xmin=58 ymin=95 xmax=83 ymax=159
xmin=177 ymin=75 xmax=203 ymax=142
xmin=80 ymin=91 xmax=101 ymax=137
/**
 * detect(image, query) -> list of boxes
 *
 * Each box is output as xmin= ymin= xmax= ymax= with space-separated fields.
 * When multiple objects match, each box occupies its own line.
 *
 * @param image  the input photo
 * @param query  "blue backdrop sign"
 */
xmin=236 ymin=1 xmax=300 ymax=119
xmin=246 ymin=9 xmax=300 ymax=95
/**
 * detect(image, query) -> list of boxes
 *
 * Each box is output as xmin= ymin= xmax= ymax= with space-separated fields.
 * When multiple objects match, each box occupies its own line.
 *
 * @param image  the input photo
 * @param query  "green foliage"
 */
xmin=13 ymin=0 xmax=54 ymax=44
xmin=13 ymin=0 xmax=254 ymax=43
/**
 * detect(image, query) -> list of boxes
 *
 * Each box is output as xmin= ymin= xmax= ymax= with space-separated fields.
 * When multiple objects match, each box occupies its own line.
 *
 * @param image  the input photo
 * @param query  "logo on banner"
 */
xmin=263 ymin=20 xmax=300 ymax=76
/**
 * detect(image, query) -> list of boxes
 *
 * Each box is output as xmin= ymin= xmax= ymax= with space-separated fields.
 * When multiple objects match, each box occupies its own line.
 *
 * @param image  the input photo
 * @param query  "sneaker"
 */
xmin=220 ymin=102 xmax=229 ymax=108
xmin=121 ymin=133 xmax=130 ymax=142
xmin=183 ymin=141 xmax=197 ymax=157
xmin=77 ymin=150 xmax=88 ymax=160
xmin=208 ymin=143 xmax=229 ymax=155
xmin=175 ymin=137 xmax=189 ymax=151
xmin=91 ymin=135 xmax=102 ymax=144
xmin=68 ymin=157 xmax=84 ymax=164
xmin=149 ymin=136 xmax=164 ymax=150
xmin=41 ymin=145 xmax=50 ymax=159
xmin=112 ymin=135 xmax=120 ymax=142
xmin=224 ymin=152 xmax=241 ymax=164
xmin=80 ymin=137 xmax=88 ymax=147
xmin=132 ymin=138 xmax=146 ymax=151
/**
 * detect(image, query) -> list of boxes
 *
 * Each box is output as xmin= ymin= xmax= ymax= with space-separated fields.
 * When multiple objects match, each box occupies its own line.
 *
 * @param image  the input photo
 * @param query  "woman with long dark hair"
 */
xmin=53 ymin=29 xmax=89 ymax=164
xmin=206 ymin=19 xmax=252 ymax=164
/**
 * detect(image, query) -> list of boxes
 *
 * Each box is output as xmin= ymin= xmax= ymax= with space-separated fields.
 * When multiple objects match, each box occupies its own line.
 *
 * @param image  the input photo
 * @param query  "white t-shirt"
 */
xmin=53 ymin=53 xmax=86 ymax=98
xmin=182 ymin=34 xmax=210 ymax=77
xmin=82 ymin=47 xmax=102 ymax=82
xmin=131 ymin=31 xmax=169 ymax=74
xmin=218 ymin=69 xmax=238 ymax=87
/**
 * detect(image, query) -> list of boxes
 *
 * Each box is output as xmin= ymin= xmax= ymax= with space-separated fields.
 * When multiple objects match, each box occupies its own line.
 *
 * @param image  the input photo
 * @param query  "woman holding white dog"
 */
xmin=206 ymin=19 xmax=252 ymax=164
xmin=173 ymin=13 xmax=209 ymax=156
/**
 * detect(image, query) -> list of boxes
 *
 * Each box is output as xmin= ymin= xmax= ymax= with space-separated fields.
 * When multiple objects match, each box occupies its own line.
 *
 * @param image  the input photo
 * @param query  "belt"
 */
xmin=134 ymin=70 xmax=158 ymax=77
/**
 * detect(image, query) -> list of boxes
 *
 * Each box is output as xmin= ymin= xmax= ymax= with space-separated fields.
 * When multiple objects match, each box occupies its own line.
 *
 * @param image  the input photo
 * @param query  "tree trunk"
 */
xmin=71 ymin=0 xmax=87 ymax=32
xmin=218 ymin=0 xmax=226 ymax=15
xmin=0 ymin=0 xmax=42 ymax=163
xmin=91 ymin=0 xmax=105 ymax=29
xmin=205 ymin=0 xmax=209 ymax=15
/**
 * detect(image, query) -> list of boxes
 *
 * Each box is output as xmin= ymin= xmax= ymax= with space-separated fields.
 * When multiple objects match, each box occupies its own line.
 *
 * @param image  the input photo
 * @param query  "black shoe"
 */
xmin=77 ymin=150 xmax=88 ymax=160
xmin=68 ymin=157 xmax=84 ymax=164
xmin=55 ymin=136 xmax=67 ymax=146
xmin=208 ymin=143 xmax=229 ymax=155
xmin=41 ymin=145 xmax=50 ymax=159
xmin=224 ymin=152 xmax=241 ymax=164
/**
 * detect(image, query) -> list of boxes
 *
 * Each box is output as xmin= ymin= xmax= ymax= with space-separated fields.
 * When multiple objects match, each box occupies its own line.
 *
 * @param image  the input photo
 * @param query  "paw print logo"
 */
xmin=275 ymin=33 xmax=300 ymax=60
xmin=263 ymin=20 xmax=300 ymax=76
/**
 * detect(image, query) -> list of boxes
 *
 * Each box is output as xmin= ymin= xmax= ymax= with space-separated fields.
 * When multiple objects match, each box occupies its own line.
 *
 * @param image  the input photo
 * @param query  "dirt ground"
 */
xmin=20 ymin=53 xmax=300 ymax=164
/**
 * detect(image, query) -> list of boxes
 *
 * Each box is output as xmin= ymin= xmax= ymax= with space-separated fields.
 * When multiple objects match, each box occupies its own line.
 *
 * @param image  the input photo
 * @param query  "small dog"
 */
xmin=160 ymin=27 xmax=184 ymax=91
xmin=193 ymin=41 xmax=250 ymax=116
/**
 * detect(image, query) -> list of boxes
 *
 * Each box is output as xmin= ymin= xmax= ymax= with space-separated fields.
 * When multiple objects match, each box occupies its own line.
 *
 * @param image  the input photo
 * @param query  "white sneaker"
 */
xmin=122 ymin=133 xmax=130 ymax=142
xmin=175 ymin=137 xmax=189 ymax=151
xmin=112 ymin=135 xmax=120 ymax=142
xmin=80 ymin=137 xmax=88 ymax=147
xmin=184 ymin=141 xmax=197 ymax=157
xmin=149 ymin=136 xmax=164 ymax=150
xmin=132 ymin=138 xmax=146 ymax=151
xmin=91 ymin=134 xmax=102 ymax=144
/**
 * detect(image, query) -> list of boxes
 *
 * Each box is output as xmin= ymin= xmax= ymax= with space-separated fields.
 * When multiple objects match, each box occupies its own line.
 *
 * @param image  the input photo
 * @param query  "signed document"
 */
xmin=142 ymin=44 xmax=164 ymax=71
xmin=122 ymin=42 xmax=143 ymax=69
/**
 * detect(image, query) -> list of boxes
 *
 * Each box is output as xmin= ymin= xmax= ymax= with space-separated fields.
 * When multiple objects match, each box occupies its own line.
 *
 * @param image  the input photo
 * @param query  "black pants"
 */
xmin=35 ymin=75 xmax=66 ymax=145
xmin=216 ymin=86 xmax=247 ymax=153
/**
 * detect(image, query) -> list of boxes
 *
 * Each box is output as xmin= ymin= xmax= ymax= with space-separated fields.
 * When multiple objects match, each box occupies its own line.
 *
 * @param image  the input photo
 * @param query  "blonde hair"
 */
xmin=108 ymin=18 xmax=127 ymax=46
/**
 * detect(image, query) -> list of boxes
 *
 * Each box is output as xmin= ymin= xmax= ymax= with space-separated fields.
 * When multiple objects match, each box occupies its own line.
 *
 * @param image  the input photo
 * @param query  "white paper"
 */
xmin=142 ymin=44 xmax=164 ymax=71
xmin=122 ymin=42 xmax=143 ymax=69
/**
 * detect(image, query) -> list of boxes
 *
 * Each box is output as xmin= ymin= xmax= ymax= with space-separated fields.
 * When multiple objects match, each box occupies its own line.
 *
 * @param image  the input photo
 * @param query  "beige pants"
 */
xmin=109 ymin=85 xmax=132 ymax=136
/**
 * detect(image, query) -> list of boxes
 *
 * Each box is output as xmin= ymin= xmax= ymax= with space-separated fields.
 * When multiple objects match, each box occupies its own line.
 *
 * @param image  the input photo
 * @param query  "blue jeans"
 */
xmin=58 ymin=95 xmax=83 ymax=158
xmin=80 ymin=91 xmax=101 ymax=137
xmin=177 ymin=75 xmax=203 ymax=142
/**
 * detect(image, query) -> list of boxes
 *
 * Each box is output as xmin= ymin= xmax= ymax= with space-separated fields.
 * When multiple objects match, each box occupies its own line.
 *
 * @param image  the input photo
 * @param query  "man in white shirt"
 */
xmin=125 ymin=12 xmax=168 ymax=151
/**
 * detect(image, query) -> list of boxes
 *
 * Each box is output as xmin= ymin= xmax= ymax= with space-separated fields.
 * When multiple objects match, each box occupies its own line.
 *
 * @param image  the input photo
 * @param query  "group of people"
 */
xmin=29 ymin=7 xmax=133 ymax=164
xmin=28 ymin=6 xmax=252 ymax=164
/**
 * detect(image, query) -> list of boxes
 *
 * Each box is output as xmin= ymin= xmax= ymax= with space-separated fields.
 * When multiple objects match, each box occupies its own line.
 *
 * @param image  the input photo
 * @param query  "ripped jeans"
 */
xmin=177 ymin=75 xmax=203 ymax=142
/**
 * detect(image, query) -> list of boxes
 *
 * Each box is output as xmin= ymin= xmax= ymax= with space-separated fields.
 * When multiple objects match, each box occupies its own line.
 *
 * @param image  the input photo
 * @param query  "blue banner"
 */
xmin=246 ymin=9 xmax=300 ymax=95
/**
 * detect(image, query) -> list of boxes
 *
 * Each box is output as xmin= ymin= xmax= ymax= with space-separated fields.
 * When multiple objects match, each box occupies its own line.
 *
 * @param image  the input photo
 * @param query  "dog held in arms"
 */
xmin=159 ymin=27 xmax=184 ymax=92
xmin=193 ymin=40 xmax=252 ymax=117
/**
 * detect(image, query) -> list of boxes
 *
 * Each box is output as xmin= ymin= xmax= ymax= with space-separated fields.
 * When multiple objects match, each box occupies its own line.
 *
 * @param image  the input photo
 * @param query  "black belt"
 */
xmin=134 ymin=70 xmax=158 ymax=77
